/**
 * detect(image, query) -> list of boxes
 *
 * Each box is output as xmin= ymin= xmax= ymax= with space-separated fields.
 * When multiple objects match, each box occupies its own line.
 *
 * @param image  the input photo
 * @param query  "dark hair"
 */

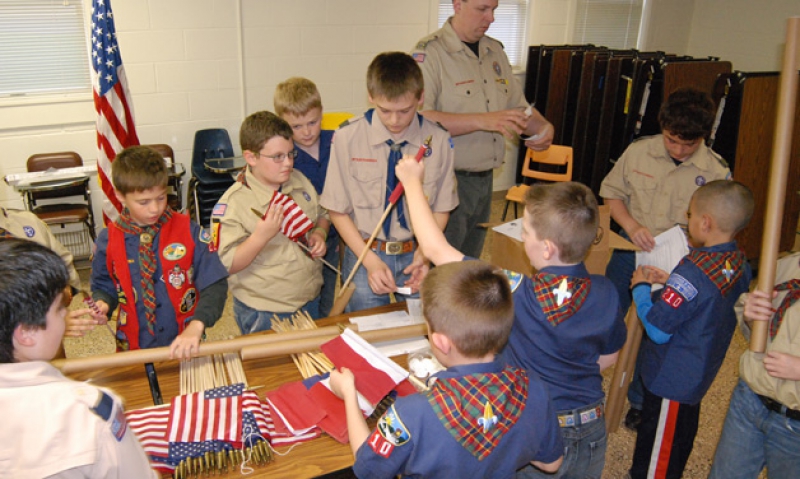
xmin=693 ymin=180 xmax=754 ymax=234
xmin=0 ymin=239 xmax=69 ymax=363
xmin=525 ymin=181 xmax=599 ymax=264
xmin=421 ymin=261 xmax=514 ymax=357
xmin=240 ymin=110 xmax=294 ymax=154
xmin=112 ymin=145 xmax=169 ymax=194
xmin=658 ymin=87 xmax=716 ymax=140
xmin=366 ymin=52 xmax=424 ymax=101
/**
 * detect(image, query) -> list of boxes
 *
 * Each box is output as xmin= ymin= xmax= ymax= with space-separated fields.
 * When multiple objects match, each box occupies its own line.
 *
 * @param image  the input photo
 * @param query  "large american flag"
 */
xmin=167 ymin=383 xmax=245 ymax=444
xmin=91 ymin=0 xmax=140 ymax=224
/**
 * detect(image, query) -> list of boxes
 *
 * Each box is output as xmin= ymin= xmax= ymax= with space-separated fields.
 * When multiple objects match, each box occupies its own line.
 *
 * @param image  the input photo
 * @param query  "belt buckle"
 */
xmin=385 ymin=241 xmax=403 ymax=255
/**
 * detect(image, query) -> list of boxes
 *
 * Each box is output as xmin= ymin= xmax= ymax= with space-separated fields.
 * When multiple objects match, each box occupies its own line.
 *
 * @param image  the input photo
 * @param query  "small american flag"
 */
xmin=267 ymin=190 xmax=314 ymax=241
xmin=91 ymin=0 xmax=140 ymax=224
xmin=167 ymin=383 xmax=245 ymax=444
xmin=126 ymin=403 xmax=175 ymax=473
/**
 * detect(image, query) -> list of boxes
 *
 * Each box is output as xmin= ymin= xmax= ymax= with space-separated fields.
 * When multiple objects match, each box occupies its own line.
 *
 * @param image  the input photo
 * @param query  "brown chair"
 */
xmin=143 ymin=144 xmax=185 ymax=211
xmin=25 ymin=152 xmax=97 ymax=242
xmin=502 ymin=145 xmax=574 ymax=220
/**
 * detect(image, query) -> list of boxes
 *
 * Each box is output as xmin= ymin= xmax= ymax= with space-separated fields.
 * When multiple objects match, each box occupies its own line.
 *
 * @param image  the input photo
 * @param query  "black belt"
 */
xmin=455 ymin=169 xmax=492 ymax=178
xmin=757 ymin=394 xmax=800 ymax=421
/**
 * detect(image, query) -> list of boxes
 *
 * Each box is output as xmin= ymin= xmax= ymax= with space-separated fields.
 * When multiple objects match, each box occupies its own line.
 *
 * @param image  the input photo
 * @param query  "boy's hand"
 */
xmin=643 ymin=266 xmax=669 ymax=285
xmin=307 ymin=230 xmax=327 ymax=258
xmin=395 ymin=157 xmax=425 ymax=184
xmin=743 ymin=290 xmax=778 ymax=322
xmin=631 ymin=266 xmax=651 ymax=287
xmin=403 ymin=249 xmax=429 ymax=293
xmin=627 ymin=224 xmax=656 ymax=252
xmin=64 ymin=299 xmax=110 ymax=337
xmin=763 ymin=351 xmax=800 ymax=381
xmin=329 ymin=367 xmax=357 ymax=400
xmin=364 ymin=253 xmax=397 ymax=294
xmin=255 ymin=204 xmax=284 ymax=242
xmin=170 ymin=320 xmax=205 ymax=360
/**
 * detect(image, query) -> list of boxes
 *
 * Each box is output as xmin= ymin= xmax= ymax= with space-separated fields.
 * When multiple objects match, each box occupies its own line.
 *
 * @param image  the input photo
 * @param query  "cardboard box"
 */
xmin=490 ymin=205 xmax=638 ymax=276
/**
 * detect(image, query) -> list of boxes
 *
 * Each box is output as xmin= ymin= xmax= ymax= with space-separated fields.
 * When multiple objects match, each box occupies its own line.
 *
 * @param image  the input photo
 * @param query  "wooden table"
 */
xmin=65 ymin=303 xmax=415 ymax=479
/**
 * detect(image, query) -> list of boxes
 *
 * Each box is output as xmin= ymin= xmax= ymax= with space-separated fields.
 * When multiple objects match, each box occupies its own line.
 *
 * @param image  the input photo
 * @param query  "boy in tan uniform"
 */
xmin=0 ymin=239 xmax=156 ymax=478
xmin=320 ymin=51 xmax=458 ymax=312
xmin=214 ymin=111 xmax=328 ymax=333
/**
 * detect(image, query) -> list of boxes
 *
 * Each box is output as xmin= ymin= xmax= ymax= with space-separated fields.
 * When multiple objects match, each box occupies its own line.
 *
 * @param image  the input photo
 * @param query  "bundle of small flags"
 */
xmin=126 ymin=384 xmax=277 ymax=477
xmin=263 ymin=329 xmax=418 ymax=444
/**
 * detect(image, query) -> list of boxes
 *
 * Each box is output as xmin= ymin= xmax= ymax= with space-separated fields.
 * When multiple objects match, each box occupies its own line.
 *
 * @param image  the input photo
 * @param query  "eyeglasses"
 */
xmin=257 ymin=149 xmax=298 ymax=163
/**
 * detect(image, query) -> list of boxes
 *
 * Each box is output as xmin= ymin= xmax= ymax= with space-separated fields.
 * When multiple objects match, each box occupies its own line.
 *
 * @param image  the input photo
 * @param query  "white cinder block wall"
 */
xmin=1 ymin=0 xmax=797 ymax=232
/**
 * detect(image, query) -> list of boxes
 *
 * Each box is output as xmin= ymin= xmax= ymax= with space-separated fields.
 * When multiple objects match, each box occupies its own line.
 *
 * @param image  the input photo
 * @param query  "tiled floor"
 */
xmin=65 ymin=191 xmax=782 ymax=479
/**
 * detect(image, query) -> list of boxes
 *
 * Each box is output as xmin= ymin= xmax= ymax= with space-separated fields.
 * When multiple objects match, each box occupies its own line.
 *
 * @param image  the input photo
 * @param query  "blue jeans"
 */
xmin=606 ymin=245 xmax=643 ymax=409
xmin=709 ymin=379 xmax=800 ymax=479
xmin=318 ymin=234 xmax=340 ymax=318
xmin=342 ymin=246 xmax=418 ymax=313
xmin=233 ymin=296 xmax=320 ymax=335
xmin=517 ymin=405 xmax=607 ymax=479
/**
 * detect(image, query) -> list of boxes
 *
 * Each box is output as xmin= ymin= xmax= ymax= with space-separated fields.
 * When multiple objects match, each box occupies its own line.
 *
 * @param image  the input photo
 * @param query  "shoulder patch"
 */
xmin=91 ymin=391 xmax=127 ymax=442
xmin=664 ymin=273 xmax=698 ymax=301
xmin=412 ymin=52 xmax=425 ymax=63
xmin=212 ymin=203 xmax=227 ymax=217
xmin=504 ymin=269 xmax=524 ymax=293
xmin=377 ymin=404 xmax=411 ymax=447
xmin=199 ymin=228 xmax=212 ymax=244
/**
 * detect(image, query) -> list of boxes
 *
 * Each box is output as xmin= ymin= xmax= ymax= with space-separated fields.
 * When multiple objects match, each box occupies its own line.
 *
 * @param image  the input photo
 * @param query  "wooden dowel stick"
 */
xmin=338 ymin=204 xmax=394 ymax=296
xmin=52 ymin=325 xmax=344 ymax=374
xmin=605 ymin=306 xmax=643 ymax=434
xmin=751 ymin=16 xmax=800 ymax=352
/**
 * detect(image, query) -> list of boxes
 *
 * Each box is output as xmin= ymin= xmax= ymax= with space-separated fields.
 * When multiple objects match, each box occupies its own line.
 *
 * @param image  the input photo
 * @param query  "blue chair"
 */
xmin=188 ymin=128 xmax=236 ymax=228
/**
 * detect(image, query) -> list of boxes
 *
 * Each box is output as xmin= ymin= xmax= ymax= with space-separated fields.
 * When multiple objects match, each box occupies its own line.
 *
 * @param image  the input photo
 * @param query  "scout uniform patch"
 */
xmin=180 ymin=288 xmax=197 ymax=313
xmin=504 ymin=269 xmax=524 ymax=293
xmin=168 ymin=265 xmax=186 ymax=289
xmin=533 ymin=273 xmax=590 ymax=326
xmin=425 ymin=367 xmax=528 ymax=460
xmin=412 ymin=52 xmax=426 ymax=63
xmin=688 ymin=250 xmax=745 ymax=296
xmin=162 ymin=242 xmax=187 ymax=261
xmin=91 ymin=391 xmax=127 ymax=441
xmin=23 ymin=226 xmax=35 ymax=238
xmin=198 ymin=228 xmax=211 ymax=244
xmin=370 ymin=405 xmax=411 ymax=458
xmin=661 ymin=273 xmax=697 ymax=308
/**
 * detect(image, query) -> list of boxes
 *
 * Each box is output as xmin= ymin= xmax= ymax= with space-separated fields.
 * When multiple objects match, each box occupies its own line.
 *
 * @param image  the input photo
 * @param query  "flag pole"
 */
xmin=337 ymin=136 xmax=433 ymax=298
xmin=605 ymin=306 xmax=643 ymax=434
xmin=750 ymin=16 xmax=800 ymax=352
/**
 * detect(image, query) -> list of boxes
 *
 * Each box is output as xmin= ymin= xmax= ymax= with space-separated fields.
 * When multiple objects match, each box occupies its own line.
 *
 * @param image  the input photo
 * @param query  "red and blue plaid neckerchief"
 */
xmin=425 ymin=367 xmax=528 ymax=460
xmin=770 ymin=279 xmax=800 ymax=339
xmin=533 ymin=272 xmax=590 ymax=326
xmin=687 ymin=249 xmax=745 ymax=297
xmin=115 ymin=208 xmax=172 ymax=336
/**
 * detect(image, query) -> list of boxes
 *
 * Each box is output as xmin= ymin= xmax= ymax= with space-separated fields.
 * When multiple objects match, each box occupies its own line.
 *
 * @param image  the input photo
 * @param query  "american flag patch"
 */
xmin=212 ymin=203 xmax=227 ymax=216
xmin=412 ymin=52 xmax=426 ymax=63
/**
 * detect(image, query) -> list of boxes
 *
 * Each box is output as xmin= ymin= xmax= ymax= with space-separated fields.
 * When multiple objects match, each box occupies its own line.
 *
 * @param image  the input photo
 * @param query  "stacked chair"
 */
xmin=187 ymin=129 xmax=236 ymax=228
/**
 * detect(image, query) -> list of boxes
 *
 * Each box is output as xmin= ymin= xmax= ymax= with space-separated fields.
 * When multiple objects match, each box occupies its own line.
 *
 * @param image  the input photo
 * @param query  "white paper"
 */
xmin=405 ymin=299 xmax=424 ymax=322
xmin=395 ymin=286 xmax=413 ymax=295
xmin=349 ymin=310 xmax=423 ymax=332
xmin=635 ymin=226 xmax=690 ymax=291
xmin=374 ymin=337 xmax=431 ymax=358
xmin=492 ymin=219 xmax=524 ymax=242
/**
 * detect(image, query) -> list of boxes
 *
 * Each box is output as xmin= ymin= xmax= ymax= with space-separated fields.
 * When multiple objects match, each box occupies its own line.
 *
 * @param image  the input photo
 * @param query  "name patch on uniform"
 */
xmin=212 ymin=203 xmax=227 ymax=217
xmin=412 ymin=52 xmax=425 ymax=63
xmin=352 ymin=157 xmax=378 ymax=163
xmin=23 ymin=226 xmax=35 ymax=238
xmin=665 ymin=273 xmax=698 ymax=301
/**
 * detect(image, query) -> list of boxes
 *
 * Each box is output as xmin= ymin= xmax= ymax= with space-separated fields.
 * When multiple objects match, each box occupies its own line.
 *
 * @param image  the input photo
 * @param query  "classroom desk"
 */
xmin=205 ymin=156 xmax=245 ymax=174
xmin=65 ymin=302 xmax=415 ymax=479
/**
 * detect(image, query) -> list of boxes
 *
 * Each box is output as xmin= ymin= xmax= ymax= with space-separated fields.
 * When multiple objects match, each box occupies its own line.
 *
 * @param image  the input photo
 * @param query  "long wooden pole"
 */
xmin=750 ymin=16 xmax=800 ymax=352
xmin=605 ymin=306 xmax=643 ymax=434
xmin=52 ymin=323 xmax=427 ymax=375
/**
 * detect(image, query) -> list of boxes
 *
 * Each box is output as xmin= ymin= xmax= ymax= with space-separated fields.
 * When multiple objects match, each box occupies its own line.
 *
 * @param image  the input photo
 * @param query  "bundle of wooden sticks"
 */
xmin=270 ymin=311 xmax=334 ymax=378
xmin=179 ymin=351 xmax=249 ymax=395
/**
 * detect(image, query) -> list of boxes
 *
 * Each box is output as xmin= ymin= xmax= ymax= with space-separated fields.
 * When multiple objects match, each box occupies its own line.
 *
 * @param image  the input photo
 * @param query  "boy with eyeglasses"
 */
xmin=213 ymin=111 xmax=329 ymax=333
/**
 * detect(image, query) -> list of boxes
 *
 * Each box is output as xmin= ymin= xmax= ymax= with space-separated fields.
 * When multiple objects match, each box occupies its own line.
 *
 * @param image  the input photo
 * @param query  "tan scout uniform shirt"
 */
xmin=0 ymin=361 xmax=157 ymax=479
xmin=320 ymin=112 xmax=458 ymax=242
xmin=412 ymin=17 xmax=528 ymax=172
xmin=738 ymin=253 xmax=800 ymax=410
xmin=215 ymin=170 xmax=324 ymax=312
xmin=599 ymin=135 xmax=731 ymax=236
xmin=0 ymin=207 xmax=81 ymax=291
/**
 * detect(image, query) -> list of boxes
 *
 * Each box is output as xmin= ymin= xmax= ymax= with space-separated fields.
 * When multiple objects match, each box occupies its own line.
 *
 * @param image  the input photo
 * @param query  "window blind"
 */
xmin=573 ymin=0 xmax=643 ymax=49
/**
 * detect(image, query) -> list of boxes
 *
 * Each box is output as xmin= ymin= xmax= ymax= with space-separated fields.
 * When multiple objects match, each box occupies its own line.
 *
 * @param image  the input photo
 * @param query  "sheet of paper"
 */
xmin=374 ymin=337 xmax=430 ymax=358
xmin=348 ymin=310 xmax=423 ymax=332
xmin=635 ymin=225 xmax=689 ymax=291
xmin=492 ymin=219 xmax=524 ymax=242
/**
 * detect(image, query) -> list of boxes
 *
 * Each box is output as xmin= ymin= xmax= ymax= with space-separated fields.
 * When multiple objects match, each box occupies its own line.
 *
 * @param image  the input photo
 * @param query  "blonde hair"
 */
xmin=274 ymin=77 xmax=322 ymax=117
